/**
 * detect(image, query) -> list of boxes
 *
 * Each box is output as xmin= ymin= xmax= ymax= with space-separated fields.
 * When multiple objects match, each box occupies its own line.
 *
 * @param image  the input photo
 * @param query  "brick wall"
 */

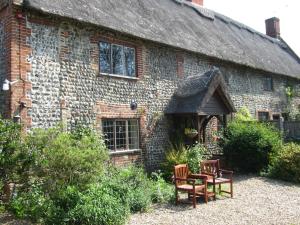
xmin=6 ymin=10 xmax=300 ymax=170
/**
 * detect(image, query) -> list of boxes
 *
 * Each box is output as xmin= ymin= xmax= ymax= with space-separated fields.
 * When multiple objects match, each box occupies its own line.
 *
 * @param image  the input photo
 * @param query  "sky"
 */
xmin=205 ymin=0 xmax=300 ymax=57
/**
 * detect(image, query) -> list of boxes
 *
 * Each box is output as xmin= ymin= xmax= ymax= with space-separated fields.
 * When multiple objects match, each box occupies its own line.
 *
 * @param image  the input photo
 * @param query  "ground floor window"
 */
xmin=102 ymin=119 xmax=139 ymax=151
xmin=257 ymin=111 xmax=270 ymax=121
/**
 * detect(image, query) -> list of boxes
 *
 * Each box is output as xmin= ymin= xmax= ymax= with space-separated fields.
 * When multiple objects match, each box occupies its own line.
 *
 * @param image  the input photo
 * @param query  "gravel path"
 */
xmin=128 ymin=175 xmax=300 ymax=225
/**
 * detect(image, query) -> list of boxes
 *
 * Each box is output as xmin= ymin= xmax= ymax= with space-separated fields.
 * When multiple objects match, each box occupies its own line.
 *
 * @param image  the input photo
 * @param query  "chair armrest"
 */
xmin=220 ymin=169 xmax=233 ymax=174
xmin=175 ymin=177 xmax=196 ymax=184
xmin=201 ymin=172 xmax=216 ymax=177
xmin=219 ymin=169 xmax=233 ymax=179
xmin=189 ymin=174 xmax=208 ymax=181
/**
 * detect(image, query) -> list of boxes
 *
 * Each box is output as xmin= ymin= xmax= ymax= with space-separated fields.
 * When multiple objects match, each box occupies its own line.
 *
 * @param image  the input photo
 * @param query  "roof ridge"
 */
xmin=172 ymin=0 xmax=284 ymax=47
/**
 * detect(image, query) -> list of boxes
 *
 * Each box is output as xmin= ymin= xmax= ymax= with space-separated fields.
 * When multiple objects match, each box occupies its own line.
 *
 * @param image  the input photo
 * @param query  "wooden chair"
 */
xmin=174 ymin=164 xmax=210 ymax=208
xmin=200 ymin=159 xmax=233 ymax=197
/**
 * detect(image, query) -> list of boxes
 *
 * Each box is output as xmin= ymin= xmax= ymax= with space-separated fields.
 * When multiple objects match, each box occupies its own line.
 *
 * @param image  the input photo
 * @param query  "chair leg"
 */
xmin=230 ymin=181 xmax=233 ymax=198
xmin=193 ymin=192 xmax=196 ymax=208
xmin=219 ymin=184 xmax=221 ymax=194
xmin=193 ymin=189 xmax=196 ymax=208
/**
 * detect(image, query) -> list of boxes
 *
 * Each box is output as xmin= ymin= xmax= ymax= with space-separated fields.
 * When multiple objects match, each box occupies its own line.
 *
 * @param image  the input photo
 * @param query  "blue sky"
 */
xmin=205 ymin=0 xmax=300 ymax=57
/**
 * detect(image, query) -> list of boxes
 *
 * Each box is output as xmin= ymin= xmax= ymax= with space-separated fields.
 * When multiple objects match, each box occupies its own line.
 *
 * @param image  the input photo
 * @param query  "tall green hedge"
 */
xmin=268 ymin=142 xmax=300 ymax=183
xmin=221 ymin=121 xmax=282 ymax=173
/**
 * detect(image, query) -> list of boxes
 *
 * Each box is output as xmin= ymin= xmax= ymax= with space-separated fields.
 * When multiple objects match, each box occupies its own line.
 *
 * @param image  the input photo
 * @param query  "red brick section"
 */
xmin=94 ymin=101 xmax=148 ymax=167
xmin=9 ymin=6 xmax=32 ymax=130
xmin=187 ymin=0 xmax=203 ymax=6
xmin=176 ymin=52 xmax=184 ymax=78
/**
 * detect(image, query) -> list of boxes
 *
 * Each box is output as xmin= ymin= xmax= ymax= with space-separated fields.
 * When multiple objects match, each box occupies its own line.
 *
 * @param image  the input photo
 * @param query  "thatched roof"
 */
xmin=20 ymin=0 xmax=300 ymax=79
xmin=166 ymin=68 xmax=236 ymax=115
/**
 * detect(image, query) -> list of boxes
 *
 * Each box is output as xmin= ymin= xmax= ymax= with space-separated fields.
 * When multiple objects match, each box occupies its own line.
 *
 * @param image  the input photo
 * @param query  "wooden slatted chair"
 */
xmin=174 ymin=164 xmax=209 ymax=208
xmin=200 ymin=159 xmax=233 ymax=197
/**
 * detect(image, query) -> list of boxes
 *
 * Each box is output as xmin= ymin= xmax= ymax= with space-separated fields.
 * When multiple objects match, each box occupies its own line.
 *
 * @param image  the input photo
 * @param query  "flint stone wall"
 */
xmin=26 ymin=17 xmax=300 ymax=170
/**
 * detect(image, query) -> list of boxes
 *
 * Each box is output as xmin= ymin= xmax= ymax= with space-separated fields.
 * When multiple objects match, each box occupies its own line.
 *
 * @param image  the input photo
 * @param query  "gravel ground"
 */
xmin=128 ymin=175 xmax=300 ymax=225
xmin=1 ymin=175 xmax=299 ymax=225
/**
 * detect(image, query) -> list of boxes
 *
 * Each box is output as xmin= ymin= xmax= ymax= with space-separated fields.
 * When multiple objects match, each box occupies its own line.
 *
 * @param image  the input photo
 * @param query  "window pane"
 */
xmin=103 ymin=120 xmax=114 ymax=150
xmin=112 ymin=44 xmax=124 ymax=75
xmin=116 ymin=121 xmax=126 ymax=150
xmin=263 ymin=77 xmax=273 ymax=91
xmin=100 ymin=42 xmax=111 ymax=74
xmin=128 ymin=120 xmax=139 ymax=149
xmin=258 ymin=112 xmax=269 ymax=121
xmin=124 ymin=47 xmax=136 ymax=77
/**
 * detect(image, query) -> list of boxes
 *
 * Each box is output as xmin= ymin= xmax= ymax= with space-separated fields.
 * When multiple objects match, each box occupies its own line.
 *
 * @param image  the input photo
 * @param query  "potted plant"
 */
xmin=184 ymin=128 xmax=198 ymax=139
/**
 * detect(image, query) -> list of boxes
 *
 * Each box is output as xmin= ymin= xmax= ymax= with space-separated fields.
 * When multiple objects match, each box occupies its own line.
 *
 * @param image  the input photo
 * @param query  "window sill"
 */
xmin=109 ymin=149 xmax=141 ymax=155
xmin=99 ymin=73 xmax=139 ymax=80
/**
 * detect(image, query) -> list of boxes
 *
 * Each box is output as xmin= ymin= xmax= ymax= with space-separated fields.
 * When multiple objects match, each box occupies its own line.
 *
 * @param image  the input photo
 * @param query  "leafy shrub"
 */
xmin=162 ymin=141 xmax=208 ymax=178
xmin=187 ymin=143 xmax=206 ymax=173
xmin=0 ymin=118 xmax=22 ymax=185
xmin=234 ymin=106 xmax=256 ymax=122
xmin=24 ymin=127 xmax=109 ymax=191
xmin=10 ymin=184 xmax=55 ymax=223
xmin=221 ymin=121 xmax=282 ymax=173
xmin=102 ymin=166 xmax=153 ymax=213
xmin=150 ymin=171 xmax=174 ymax=204
xmin=6 ymin=124 xmax=174 ymax=224
xmin=68 ymin=183 xmax=130 ymax=225
xmin=161 ymin=142 xmax=188 ymax=180
xmin=268 ymin=143 xmax=300 ymax=183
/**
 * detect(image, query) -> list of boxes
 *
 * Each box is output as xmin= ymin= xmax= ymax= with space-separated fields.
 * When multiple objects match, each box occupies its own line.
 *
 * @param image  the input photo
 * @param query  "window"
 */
xmin=100 ymin=41 xmax=136 ymax=77
xmin=258 ymin=111 xmax=270 ymax=121
xmin=102 ymin=119 xmax=139 ymax=151
xmin=272 ymin=114 xmax=280 ymax=121
xmin=263 ymin=77 xmax=273 ymax=91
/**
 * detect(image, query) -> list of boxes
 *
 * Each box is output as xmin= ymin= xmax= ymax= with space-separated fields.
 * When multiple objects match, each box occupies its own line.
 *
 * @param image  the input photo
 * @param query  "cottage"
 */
xmin=1 ymin=0 xmax=300 ymax=170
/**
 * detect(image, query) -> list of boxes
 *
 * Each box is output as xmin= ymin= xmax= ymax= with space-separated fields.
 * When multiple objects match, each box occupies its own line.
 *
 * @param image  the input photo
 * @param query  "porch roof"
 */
xmin=165 ymin=68 xmax=236 ymax=115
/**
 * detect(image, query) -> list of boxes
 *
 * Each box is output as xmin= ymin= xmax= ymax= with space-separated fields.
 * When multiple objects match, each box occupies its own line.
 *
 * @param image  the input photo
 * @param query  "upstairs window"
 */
xmin=102 ymin=119 xmax=139 ymax=151
xmin=100 ymin=41 xmax=136 ymax=77
xmin=263 ymin=76 xmax=273 ymax=91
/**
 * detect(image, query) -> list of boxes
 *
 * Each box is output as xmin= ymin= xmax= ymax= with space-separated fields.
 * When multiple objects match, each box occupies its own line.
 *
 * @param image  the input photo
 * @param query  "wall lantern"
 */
xmin=130 ymin=100 xmax=137 ymax=110
xmin=2 ymin=79 xmax=19 ymax=91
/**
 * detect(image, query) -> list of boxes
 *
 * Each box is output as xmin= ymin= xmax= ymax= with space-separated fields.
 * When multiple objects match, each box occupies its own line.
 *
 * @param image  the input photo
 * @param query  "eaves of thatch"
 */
xmin=14 ymin=0 xmax=300 ymax=79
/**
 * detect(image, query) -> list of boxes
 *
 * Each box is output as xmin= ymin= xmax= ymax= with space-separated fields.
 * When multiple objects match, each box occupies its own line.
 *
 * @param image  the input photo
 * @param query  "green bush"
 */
xmin=268 ymin=143 xmax=300 ymax=183
xmin=102 ymin=166 xmax=153 ymax=213
xmin=162 ymin=141 xmax=207 ymax=178
xmin=0 ymin=118 xmax=22 ymax=185
xmin=68 ymin=183 xmax=130 ymax=225
xmin=10 ymin=184 xmax=56 ymax=223
xmin=161 ymin=142 xmax=188 ymax=180
xmin=5 ymin=124 xmax=174 ymax=224
xmin=24 ymin=127 xmax=109 ymax=191
xmin=150 ymin=171 xmax=175 ymax=204
xmin=187 ymin=143 xmax=206 ymax=173
xmin=221 ymin=121 xmax=282 ymax=173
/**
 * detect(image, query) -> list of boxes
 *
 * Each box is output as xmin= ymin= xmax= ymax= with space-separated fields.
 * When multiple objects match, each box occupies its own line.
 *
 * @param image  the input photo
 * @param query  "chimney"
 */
xmin=265 ymin=17 xmax=280 ymax=38
xmin=186 ymin=0 xmax=204 ymax=6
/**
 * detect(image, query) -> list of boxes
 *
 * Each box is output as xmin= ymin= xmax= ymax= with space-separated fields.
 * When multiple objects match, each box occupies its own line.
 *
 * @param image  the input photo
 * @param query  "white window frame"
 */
xmin=102 ymin=119 xmax=140 ymax=152
xmin=99 ymin=41 xmax=136 ymax=78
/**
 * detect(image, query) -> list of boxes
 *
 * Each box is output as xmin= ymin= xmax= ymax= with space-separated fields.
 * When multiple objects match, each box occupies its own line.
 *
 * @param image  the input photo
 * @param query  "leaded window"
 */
xmin=102 ymin=119 xmax=139 ymax=151
xmin=258 ymin=111 xmax=270 ymax=121
xmin=99 ymin=41 xmax=136 ymax=77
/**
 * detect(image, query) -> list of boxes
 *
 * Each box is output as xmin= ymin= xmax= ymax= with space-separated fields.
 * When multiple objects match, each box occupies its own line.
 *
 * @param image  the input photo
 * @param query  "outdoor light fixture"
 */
xmin=2 ymin=79 xmax=19 ymax=91
xmin=130 ymin=100 xmax=137 ymax=110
